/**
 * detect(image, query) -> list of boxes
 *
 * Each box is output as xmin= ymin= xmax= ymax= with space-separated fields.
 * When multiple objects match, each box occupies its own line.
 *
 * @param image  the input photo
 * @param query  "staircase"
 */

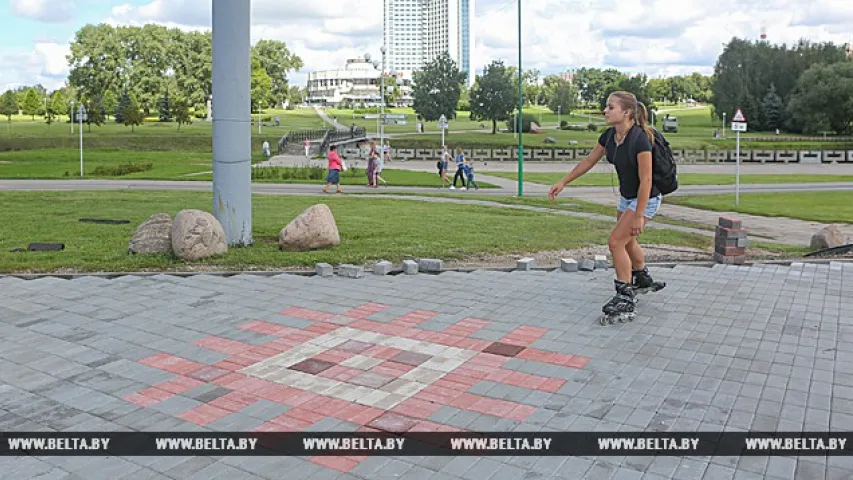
xmin=278 ymin=126 xmax=368 ymax=156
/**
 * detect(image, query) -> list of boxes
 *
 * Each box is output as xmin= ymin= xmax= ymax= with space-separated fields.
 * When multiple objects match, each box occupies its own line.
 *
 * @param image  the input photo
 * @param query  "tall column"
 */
xmin=212 ymin=0 xmax=253 ymax=245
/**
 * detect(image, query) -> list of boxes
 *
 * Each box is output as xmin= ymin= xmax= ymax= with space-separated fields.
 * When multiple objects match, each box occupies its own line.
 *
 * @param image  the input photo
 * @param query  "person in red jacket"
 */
xmin=323 ymin=145 xmax=344 ymax=193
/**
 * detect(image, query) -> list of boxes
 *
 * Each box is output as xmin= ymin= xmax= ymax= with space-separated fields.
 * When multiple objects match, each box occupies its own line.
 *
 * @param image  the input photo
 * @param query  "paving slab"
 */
xmin=0 ymin=261 xmax=852 ymax=478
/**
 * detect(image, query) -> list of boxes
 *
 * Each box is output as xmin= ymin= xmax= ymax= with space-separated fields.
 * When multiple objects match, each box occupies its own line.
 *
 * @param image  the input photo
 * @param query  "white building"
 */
xmin=305 ymin=57 xmax=413 ymax=107
xmin=383 ymin=0 xmax=474 ymax=86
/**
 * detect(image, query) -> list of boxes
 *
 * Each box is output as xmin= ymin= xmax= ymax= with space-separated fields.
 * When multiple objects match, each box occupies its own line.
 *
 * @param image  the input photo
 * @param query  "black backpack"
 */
xmin=651 ymin=129 xmax=678 ymax=195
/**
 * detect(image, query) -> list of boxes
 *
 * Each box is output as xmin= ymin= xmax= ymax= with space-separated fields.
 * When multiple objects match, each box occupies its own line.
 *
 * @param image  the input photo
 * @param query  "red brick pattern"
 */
xmin=126 ymin=303 xmax=590 ymax=472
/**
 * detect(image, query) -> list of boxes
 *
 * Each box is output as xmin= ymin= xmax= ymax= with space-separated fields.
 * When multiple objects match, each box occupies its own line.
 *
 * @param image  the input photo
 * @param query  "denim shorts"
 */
xmin=326 ymin=169 xmax=340 ymax=184
xmin=618 ymin=194 xmax=662 ymax=219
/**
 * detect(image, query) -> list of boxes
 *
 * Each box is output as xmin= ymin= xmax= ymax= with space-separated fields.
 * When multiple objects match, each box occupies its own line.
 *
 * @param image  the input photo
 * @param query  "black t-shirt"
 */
xmin=597 ymin=125 xmax=659 ymax=199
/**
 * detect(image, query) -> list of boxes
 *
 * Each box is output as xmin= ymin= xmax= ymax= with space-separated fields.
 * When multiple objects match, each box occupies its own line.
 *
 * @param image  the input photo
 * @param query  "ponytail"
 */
xmin=635 ymin=102 xmax=655 ymax=145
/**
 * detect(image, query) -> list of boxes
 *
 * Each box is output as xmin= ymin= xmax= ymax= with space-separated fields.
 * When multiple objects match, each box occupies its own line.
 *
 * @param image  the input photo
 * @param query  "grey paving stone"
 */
xmin=439 ymin=457 xmax=477 ymax=477
xmin=240 ymin=399 xmax=290 ymax=421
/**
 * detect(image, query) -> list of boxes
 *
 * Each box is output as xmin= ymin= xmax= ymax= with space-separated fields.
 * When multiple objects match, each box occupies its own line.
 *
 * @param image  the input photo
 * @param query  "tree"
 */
xmin=647 ymin=78 xmax=668 ymax=102
xmin=573 ymin=68 xmax=625 ymax=106
xmin=457 ymin=85 xmax=470 ymax=110
xmin=22 ymin=88 xmax=42 ymax=121
xmin=469 ymin=61 xmax=516 ymax=134
xmin=102 ymin=90 xmax=117 ymax=120
xmin=412 ymin=52 xmax=467 ymax=122
xmin=600 ymin=74 xmax=652 ymax=110
xmin=44 ymin=97 xmax=56 ymax=126
xmin=381 ymin=75 xmax=401 ymax=106
xmin=252 ymin=39 xmax=304 ymax=108
xmin=251 ymin=56 xmax=273 ymax=112
xmin=172 ymin=95 xmax=192 ymax=131
xmin=786 ymin=62 xmax=853 ymax=135
xmin=118 ymin=91 xmax=142 ymax=132
xmin=712 ymin=37 xmax=849 ymax=125
xmin=83 ymin=95 xmax=106 ymax=132
xmin=287 ymin=85 xmax=305 ymax=109
xmin=66 ymin=24 xmax=303 ymax=118
xmin=546 ymin=78 xmax=578 ymax=116
xmin=159 ymin=89 xmax=171 ymax=122
xmin=762 ymin=84 xmax=783 ymax=131
xmin=523 ymin=68 xmax=542 ymax=105
xmin=0 ymin=90 xmax=18 ymax=131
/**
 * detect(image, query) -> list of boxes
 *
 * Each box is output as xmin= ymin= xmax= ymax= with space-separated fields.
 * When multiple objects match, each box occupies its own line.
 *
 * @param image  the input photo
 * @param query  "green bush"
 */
xmin=587 ymin=123 xmax=598 ymax=132
xmin=91 ymin=162 xmax=153 ymax=176
xmin=560 ymin=120 xmax=568 ymax=127
xmin=506 ymin=113 xmax=537 ymax=133
xmin=252 ymin=165 xmax=327 ymax=181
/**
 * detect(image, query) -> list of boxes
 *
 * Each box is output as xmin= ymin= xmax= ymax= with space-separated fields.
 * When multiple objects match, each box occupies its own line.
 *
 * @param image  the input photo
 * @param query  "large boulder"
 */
xmin=279 ymin=204 xmax=341 ymax=251
xmin=171 ymin=209 xmax=228 ymax=260
xmin=543 ymin=137 xmax=557 ymax=144
xmin=128 ymin=213 xmax=172 ymax=254
xmin=810 ymin=225 xmax=846 ymax=250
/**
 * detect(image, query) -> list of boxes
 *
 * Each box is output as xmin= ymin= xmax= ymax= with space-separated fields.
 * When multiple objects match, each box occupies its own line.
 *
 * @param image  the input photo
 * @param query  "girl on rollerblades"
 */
xmin=548 ymin=91 xmax=665 ymax=324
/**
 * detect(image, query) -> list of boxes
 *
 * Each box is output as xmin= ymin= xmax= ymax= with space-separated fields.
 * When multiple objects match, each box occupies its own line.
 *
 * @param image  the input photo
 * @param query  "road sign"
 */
xmin=438 ymin=114 xmax=448 ymax=130
xmin=732 ymin=108 xmax=746 ymax=122
xmin=731 ymin=108 xmax=746 ymax=206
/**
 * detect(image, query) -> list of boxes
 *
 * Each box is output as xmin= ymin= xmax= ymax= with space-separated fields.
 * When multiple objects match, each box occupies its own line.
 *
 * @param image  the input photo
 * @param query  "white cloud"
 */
xmin=0 ymin=42 xmax=70 ymax=92
xmin=9 ymin=0 xmax=75 ymax=23
xmin=5 ymin=0 xmax=853 ymax=91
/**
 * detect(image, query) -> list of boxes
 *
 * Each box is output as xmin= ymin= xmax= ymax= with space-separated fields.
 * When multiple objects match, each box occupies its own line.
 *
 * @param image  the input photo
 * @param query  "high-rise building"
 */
xmin=383 ymin=0 xmax=475 ymax=86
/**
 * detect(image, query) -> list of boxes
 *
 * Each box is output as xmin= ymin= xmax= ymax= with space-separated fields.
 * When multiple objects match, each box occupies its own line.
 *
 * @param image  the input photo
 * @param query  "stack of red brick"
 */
xmin=715 ymin=216 xmax=747 ymax=264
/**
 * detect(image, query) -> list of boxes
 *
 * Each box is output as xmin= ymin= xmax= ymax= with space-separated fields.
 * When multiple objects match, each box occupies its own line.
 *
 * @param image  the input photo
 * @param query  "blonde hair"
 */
xmin=455 ymin=147 xmax=463 ymax=155
xmin=608 ymin=91 xmax=654 ymax=145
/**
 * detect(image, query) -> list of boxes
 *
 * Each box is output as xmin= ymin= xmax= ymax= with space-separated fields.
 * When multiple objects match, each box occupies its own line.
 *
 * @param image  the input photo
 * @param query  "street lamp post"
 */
xmin=372 ymin=59 xmax=380 ymax=137
xmin=71 ymin=101 xmax=75 ymax=134
xmin=557 ymin=105 xmax=561 ymax=128
xmin=516 ymin=0 xmax=524 ymax=197
xmin=77 ymin=105 xmax=87 ymax=177
xmin=380 ymin=46 xmax=386 ymax=151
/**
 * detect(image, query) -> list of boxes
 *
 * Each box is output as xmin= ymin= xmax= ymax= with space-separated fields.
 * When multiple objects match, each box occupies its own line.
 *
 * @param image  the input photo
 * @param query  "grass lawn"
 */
xmin=4 ymin=105 xmax=850 ymax=152
xmin=389 ymin=105 xmax=853 ymax=150
xmin=486 ymin=171 xmax=853 ymax=187
xmin=0 ymin=108 xmax=323 ymax=152
xmin=0 ymin=149 xmax=497 ymax=187
xmin=0 ymin=191 xmax=711 ymax=273
xmin=668 ymin=191 xmax=853 ymax=224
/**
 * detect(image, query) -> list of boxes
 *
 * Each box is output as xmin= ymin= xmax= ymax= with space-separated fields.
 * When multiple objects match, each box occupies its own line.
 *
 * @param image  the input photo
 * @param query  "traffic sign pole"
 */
xmin=731 ymin=109 xmax=747 ymax=206
xmin=736 ymin=130 xmax=740 ymax=205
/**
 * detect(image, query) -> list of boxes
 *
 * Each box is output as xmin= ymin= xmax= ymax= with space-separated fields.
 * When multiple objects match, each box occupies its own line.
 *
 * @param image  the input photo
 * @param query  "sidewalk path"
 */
xmin=1 ymin=261 xmax=852 ymax=478
xmin=314 ymin=106 xmax=347 ymax=131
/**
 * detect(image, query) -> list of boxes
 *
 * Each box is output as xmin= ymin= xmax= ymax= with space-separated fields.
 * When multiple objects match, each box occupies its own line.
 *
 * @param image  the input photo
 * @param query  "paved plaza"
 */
xmin=1 ymin=261 xmax=852 ymax=479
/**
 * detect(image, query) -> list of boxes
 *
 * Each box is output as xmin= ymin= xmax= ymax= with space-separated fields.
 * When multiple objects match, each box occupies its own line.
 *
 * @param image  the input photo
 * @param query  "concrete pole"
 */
xmin=212 ymin=0 xmax=253 ymax=246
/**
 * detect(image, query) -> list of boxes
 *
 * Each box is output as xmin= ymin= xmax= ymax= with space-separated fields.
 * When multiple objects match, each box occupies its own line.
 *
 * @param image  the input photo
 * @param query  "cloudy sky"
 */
xmin=2 ymin=0 xmax=852 ymax=92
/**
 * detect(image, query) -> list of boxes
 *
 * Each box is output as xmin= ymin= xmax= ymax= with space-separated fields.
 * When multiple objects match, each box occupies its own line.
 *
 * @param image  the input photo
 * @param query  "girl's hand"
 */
xmin=548 ymin=182 xmax=564 ymax=200
xmin=631 ymin=217 xmax=644 ymax=236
